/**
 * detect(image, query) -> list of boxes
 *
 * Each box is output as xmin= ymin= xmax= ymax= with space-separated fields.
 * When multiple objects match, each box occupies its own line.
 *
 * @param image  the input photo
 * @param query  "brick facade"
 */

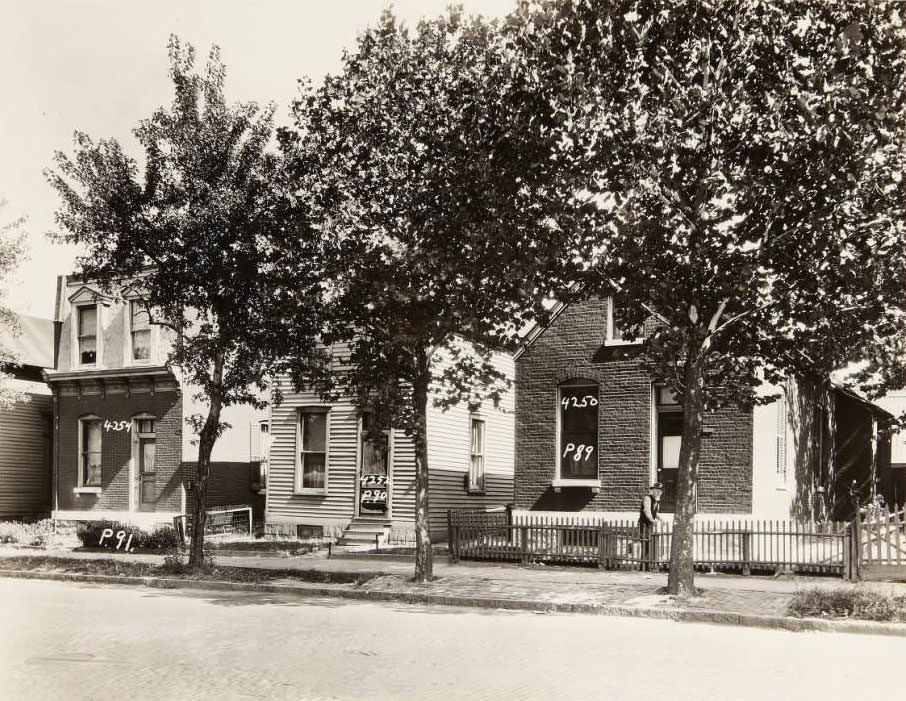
xmin=56 ymin=387 xmax=184 ymax=513
xmin=515 ymin=297 xmax=753 ymax=514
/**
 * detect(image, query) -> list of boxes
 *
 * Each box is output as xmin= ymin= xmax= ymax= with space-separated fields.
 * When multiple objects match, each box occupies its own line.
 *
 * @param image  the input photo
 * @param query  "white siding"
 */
xmin=751 ymin=385 xmax=796 ymax=519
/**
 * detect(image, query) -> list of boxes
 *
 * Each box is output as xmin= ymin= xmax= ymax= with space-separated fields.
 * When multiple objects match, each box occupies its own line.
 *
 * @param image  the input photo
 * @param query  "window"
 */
xmin=654 ymin=385 xmax=682 ymax=513
xmin=130 ymin=300 xmax=152 ymax=361
xmin=606 ymin=297 xmax=644 ymax=345
xmin=297 ymin=408 xmax=328 ymax=492
xmin=78 ymin=305 xmax=98 ymax=365
xmin=250 ymin=420 xmax=269 ymax=491
xmin=558 ymin=383 xmax=599 ymax=480
xmin=79 ymin=417 xmax=102 ymax=487
xmin=468 ymin=417 xmax=486 ymax=492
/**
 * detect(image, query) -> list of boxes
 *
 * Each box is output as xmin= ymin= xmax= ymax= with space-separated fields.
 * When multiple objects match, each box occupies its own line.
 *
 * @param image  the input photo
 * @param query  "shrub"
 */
xmin=76 ymin=521 xmax=180 ymax=552
xmin=159 ymin=545 xmax=215 ymax=575
xmin=789 ymin=588 xmax=906 ymax=623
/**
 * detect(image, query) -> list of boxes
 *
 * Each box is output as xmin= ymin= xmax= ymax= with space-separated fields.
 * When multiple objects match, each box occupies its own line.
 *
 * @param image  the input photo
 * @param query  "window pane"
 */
xmin=559 ymin=386 xmax=598 ymax=479
xmin=302 ymin=412 xmax=327 ymax=451
xmin=302 ymin=453 xmax=326 ymax=489
xmin=137 ymin=418 xmax=155 ymax=434
xmin=131 ymin=301 xmax=151 ymax=330
xmin=661 ymin=436 xmax=681 ymax=470
xmin=79 ymin=306 xmax=97 ymax=336
xmin=141 ymin=439 xmax=156 ymax=473
xmin=470 ymin=419 xmax=485 ymax=455
xmin=132 ymin=329 xmax=152 ymax=360
xmin=80 ymin=335 xmax=97 ymax=364
xmin=361 ymin=438 xmax=387 ymax=476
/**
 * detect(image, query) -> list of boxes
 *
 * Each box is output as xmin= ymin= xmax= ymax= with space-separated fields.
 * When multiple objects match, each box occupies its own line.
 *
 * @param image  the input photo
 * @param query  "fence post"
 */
xmin=598 ymin=524 xmax=607 ymax=569
xmin=853 ymin=517 xmax=862 ymax=581
xmin=741 ymin=529 xmax=752 ymax=576
xmin=520 ymin=526 xmax=530 ymax=565
xmin=506 ymin=503 xmax=514 ymax=545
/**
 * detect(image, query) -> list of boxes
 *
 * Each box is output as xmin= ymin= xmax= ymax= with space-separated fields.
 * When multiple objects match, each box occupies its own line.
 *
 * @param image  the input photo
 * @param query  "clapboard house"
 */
xmin=264 ymin=350 xmax=515 ymax=544
xmin=0 ymin=313 xmax=54 ymax=520
xmin=43 ymin=274 xmax=267 ymax=527
xmin=514 ymin=296 xmax=895 ymax=522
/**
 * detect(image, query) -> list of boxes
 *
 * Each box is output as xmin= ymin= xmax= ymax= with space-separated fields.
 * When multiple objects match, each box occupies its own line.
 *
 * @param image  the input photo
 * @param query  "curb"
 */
xmin=3 ymin=569 xmax=906 ymax=638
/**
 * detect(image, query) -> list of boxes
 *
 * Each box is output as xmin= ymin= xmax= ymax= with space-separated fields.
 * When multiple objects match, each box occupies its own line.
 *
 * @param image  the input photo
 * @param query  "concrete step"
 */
xmin=338 ymin=519 xmax=390 ymax=547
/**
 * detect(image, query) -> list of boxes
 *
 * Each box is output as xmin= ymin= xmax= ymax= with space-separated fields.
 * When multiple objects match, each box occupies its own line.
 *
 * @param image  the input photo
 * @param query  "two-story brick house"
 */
xmin=43 ymin=274 xmax=266 ymax=527
xmin=514 ymin=296 xmax=896 ymax=522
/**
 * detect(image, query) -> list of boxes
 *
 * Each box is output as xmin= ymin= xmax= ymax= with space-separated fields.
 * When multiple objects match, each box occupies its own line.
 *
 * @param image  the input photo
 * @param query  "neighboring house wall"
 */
xmin=515 ymin=297 xmax=754 ymax=518
xmin=265 ymin=350 xmax=515 ymax=540
xmin=0 ymin=381 xmax=53 ymax=520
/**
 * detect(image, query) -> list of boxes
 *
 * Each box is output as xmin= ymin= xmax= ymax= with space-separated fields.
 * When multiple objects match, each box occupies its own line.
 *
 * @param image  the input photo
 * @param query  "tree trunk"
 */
xmin=667 ymin=356 xmax=706 ymax=596
xmin=188 ymin=353 xmax=225 ymax=569
xmin=412 ymin=348 xmax=433 ymax=583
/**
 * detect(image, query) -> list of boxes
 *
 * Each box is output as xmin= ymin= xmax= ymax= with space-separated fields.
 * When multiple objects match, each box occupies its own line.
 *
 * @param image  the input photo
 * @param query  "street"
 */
xmin=0 ymin=578 xmax=903 ymax=701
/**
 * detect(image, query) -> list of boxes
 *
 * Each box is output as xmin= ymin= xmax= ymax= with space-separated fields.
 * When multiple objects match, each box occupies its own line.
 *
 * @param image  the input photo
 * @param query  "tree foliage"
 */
xmin=280 ymin=9 xmax=590 ymax=581
xmin=47 ymin=37 xmax=324 ymax=566
xmin=505 ymin=0 xmax=906 ymax=593
xmin=0 ymin=201 xmax=27 ymax=410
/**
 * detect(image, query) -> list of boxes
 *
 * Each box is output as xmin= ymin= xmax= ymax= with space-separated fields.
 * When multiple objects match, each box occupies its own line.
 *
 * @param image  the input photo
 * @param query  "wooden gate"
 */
xmin=859 ymin=506 xmax=906 ymax=581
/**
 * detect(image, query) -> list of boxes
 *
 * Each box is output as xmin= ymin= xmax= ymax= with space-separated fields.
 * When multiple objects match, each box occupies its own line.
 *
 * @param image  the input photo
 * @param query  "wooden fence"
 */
xmin=447 ymin=509 xmax=848 ymax=576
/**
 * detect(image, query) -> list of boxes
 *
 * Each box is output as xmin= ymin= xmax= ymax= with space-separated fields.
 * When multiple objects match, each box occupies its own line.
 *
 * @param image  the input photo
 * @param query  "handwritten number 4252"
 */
xmin=561 ymin=395 xmax=598 ymax=410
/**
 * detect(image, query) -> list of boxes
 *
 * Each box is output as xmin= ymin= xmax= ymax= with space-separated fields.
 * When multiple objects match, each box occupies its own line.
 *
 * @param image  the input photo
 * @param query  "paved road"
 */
xmin=1 ymin=578 xmax=903 ymax=701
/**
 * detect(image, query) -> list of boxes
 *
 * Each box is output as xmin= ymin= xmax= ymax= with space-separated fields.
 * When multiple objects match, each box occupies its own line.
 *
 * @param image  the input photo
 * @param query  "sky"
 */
xmin=0 ymin=0 xmax=515 ymax=319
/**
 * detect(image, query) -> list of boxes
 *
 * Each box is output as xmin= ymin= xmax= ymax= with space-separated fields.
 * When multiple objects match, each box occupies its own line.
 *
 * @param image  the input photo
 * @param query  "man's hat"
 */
xmin=650 ymin=482 xmax=663 ymax=490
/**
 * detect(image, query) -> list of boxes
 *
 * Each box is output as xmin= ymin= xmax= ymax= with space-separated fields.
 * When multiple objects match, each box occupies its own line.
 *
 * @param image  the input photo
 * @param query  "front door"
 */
xmin=656 ymin=411 xmax=683 ymax=513
xmin=357 ymin=413 xmax=390 ymax=517
xmin=135 ymin=418 xmax=157 ymax=511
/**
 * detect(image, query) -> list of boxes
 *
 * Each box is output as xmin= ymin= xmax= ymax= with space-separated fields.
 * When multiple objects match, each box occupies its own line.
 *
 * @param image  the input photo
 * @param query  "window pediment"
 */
xmin=68 ymin=285 xmax=111 ymax=306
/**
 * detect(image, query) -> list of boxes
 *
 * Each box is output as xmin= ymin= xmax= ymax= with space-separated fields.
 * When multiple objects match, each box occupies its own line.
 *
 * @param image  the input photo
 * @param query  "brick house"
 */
xmin=264 ymin=349 xmax=515 ymax=544
xmin=43 ymin=275 xmax=266 ymax=527
xmin=514 ymin=296 xmax=895 ymax=522
xmin=0 ymin=313 xmax=54 ymax=520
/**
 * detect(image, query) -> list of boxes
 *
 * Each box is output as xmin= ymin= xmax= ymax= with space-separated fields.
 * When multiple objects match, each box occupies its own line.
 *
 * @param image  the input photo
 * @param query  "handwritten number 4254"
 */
xmin=561 ymin=395 xmax=598 ymax=410
xmin=103 ymin=420 xmax=129 ymax=431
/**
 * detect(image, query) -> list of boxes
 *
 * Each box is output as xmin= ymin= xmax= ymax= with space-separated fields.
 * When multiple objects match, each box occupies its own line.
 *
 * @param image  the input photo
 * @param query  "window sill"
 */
xmin=294 ymin=489 xmax=327 ymax=496
xmin=603 ymin=338 xmax=645 ymax=347
xmin=551 ymin=478 xmax=600 ymax=494
xmin=466 ymin=488 xmax=486 ymax=496
xmin=73 ymin=487 xmax=102 ymax=495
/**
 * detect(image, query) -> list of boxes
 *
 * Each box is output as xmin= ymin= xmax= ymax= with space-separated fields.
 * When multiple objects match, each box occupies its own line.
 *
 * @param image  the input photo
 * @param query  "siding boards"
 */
xmin=0 ymin=391 xmax=52 ymax=519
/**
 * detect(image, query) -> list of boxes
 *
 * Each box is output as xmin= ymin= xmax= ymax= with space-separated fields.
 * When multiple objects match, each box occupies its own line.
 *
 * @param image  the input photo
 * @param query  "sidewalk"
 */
xmin=3 ymin=545 xmax=906 ymax=635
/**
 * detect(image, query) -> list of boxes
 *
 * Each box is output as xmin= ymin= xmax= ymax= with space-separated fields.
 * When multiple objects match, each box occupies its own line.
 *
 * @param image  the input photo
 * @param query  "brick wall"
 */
xmin=56 ymin=389 xmax=183 ymax=512
xmin=515 ymin=297 xmax=752 ymax=513
xmin=183 ymin=460 xmax=266 ymax=522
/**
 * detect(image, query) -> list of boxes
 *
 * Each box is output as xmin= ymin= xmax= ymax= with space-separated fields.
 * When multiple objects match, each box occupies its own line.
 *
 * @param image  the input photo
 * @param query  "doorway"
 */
xmin=357 ymin=413 xmax=391 ymax=517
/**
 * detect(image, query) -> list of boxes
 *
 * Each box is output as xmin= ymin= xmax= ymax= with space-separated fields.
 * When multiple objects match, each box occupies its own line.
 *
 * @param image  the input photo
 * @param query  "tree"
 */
xmin=505 ymin=0 xmax=906 ymax=594
xmin=47 ymin=38 xmax=324 ymax=567
xmin=0 ymin=201 xmax=27 ymax=410
xmin=280 ymin=9 xmax=591 ymax=582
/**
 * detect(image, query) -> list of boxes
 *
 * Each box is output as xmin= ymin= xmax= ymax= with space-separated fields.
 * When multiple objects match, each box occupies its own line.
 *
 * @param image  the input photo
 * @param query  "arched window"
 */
xmin=557 ymin=380 xmax=599 ymax=480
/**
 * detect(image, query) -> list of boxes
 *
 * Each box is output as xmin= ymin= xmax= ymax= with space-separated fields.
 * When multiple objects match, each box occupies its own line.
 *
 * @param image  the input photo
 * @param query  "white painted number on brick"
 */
xmin=560 ymin=395 xmax=598 ymax=410
xmin=103 ymin=420 xmax=130 ymax=432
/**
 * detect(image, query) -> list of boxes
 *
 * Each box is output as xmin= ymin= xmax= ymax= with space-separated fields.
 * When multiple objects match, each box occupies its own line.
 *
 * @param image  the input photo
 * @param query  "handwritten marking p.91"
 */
xmin=99 ymin=528 xmax=135 ymax=552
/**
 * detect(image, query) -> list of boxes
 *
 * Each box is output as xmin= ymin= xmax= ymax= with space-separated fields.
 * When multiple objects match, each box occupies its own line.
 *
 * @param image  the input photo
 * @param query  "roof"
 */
xmin=0 ymin=312 xmax=55 ymax=369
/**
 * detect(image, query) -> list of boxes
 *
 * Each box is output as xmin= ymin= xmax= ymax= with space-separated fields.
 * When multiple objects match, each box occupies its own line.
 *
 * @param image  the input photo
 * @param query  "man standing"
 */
xmin=638 ymin=482 xmax=663 ymax=570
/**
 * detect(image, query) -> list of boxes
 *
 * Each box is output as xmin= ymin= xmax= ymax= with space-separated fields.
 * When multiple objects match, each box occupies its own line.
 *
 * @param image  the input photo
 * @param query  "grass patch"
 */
xmin=789 ymin=588 xmax=906 ymax=623
xmin=0 ymin=520 xmax=79 ymax=548
xmin=0 ymin=555 xmax=373 ymax=586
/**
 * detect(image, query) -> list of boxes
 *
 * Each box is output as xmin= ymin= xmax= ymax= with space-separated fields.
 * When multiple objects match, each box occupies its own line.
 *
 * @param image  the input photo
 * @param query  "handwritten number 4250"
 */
xmin=561 ymin=395 xmax=598 ymax=410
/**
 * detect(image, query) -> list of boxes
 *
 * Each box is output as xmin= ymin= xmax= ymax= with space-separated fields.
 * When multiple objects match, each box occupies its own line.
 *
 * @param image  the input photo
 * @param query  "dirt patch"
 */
xmin=0 ymin=556 xmax=373 ymax=586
